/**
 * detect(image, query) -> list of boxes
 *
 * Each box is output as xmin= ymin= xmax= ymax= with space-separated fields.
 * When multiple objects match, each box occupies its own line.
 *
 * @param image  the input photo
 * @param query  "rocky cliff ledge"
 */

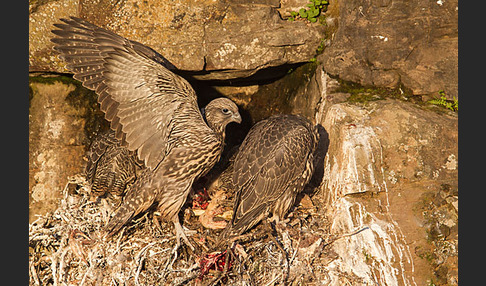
xmin=29 ymin=0 xmax=458 ymax=285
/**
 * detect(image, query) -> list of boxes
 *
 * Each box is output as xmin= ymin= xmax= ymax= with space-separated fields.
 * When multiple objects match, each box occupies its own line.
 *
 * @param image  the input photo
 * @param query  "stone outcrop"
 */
xmin=29 ymin=0 xmax=458 ymax=97
xmin=316 ymin=99 xmax=457 ymax=285
xmin=29 ymin=76 xmax=108 ymax=222
xmin=293 ymin=65 xmax=458 ymax=285
xmin=319 ymin=0 xmax=458 ymax=98
xmin=29 ymin=0 xmax=325 ymax=81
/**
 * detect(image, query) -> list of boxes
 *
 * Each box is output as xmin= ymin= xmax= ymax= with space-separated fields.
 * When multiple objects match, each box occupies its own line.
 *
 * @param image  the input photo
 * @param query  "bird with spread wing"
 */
xmin=51 ymin=17 xmax=241 ymax=249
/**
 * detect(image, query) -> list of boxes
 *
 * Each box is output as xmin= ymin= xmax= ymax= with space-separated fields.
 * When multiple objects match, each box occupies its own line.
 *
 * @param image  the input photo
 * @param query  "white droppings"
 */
xmin=319 ymin=104 xmax=416 ymax=285
xmin=371 ymin=35 xmax=389 ymax=42
xmin=388 ymin=170 xmax=398 ymax=184
xmin=443 ymin=154 xmax=457 ymax=170
xmin=327 ymin=199 xmax=407 ymax=285
xmin=48 ymin=119 xmax=65 ymax=139
xmin=214 ymin=42 xmax=237 ymax=58
xmin=326 ymin=123 xmax=385 ymax=196
xmin=433 ymin=169 xmax=440 ymax=179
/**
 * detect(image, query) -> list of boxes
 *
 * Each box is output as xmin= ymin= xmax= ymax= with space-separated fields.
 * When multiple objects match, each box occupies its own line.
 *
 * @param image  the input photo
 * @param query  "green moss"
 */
xmin=29 ymin=74 xmax=79 ymax=86
xmin=333 ymin=77 xmax=422 ymax=105
xmin=419 ymin=250 xmax=435 ymax=263
xmin=286 ymin=0 xmax=331 ymax=62
xmin=362 ymin=249 xmax=372 ymax=263
xmin=315 ymin=38 xmax=326 ymax=56
xmin=288 ymin=0 xmax=329 ymax=23
xmin=29 ymin=74 xmax=110 ymax=147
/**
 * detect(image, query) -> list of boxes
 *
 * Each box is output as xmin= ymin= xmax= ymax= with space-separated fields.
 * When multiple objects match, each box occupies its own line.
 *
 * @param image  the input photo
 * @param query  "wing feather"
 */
xmin=51 ymin=16 xmax=202 ymax=169
xmin=230 ymin=115 xmax=316 ymax=232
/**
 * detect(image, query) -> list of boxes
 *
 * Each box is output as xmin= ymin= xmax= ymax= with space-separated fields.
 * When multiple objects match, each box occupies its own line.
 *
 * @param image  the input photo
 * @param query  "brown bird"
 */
xmin=51 ymin=17 xmax=241 ymax=249
xmin=85 ymin=129 xmax=142 ymax=198
xmin=220 ymin=114 xmax=318 ymax=239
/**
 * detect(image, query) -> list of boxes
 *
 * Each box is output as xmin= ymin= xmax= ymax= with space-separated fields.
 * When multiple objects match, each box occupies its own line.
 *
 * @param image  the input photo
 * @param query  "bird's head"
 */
xmin=204 ymin=97 xmax=242 ymax=135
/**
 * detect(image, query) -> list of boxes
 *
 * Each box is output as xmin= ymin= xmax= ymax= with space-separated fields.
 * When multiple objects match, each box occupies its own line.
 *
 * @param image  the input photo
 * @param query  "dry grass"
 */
xmin=29 ymin=172 xmax=348 ymax=286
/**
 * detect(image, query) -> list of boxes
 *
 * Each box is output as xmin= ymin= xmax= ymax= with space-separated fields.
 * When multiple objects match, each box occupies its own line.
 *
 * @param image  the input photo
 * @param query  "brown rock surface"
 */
xmin=29 ymin=76 xmax=107 ymax=222
xmin=308 ymin=66 xmax=458 ymax=284
xmin=320 ymin=0 xmax=458 ymax=98
xmin=29 ymin=0 xmax=325 ymax=81
xmin=245 ymin=63 xmax=458 ymax=284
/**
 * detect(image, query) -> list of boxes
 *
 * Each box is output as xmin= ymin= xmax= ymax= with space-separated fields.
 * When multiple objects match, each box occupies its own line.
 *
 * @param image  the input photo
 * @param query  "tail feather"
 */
xmin=104 ymin=200 xmax=137 ymax=237
xmin=213 ymin=224 xmax=236 ymax=251
xmin=212 ymin=203 xmax=268 ymax=251
xmin=104 ymin=183 xmax=158 ymax=237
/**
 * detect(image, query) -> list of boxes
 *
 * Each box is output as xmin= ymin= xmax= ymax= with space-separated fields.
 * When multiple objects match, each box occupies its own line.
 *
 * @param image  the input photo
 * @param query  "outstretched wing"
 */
xmin=230 ymin=115 xmax=316 ymax=234
xmin=51 ymin=16 xmax=202 ymax=169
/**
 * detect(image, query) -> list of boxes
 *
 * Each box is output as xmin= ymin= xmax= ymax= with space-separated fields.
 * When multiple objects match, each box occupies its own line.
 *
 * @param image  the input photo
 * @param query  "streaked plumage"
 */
xmin=221 ymin=114 xmax=318 ymax=238
xmin=85 ymin=129 xmax=142 ymax=197
xmin=51 ymin=17 xmax=241 ymax=248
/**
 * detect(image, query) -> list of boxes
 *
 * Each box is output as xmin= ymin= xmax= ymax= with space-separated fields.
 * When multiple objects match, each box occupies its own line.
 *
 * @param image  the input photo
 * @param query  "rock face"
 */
xmin=29 ymin=0 xmax=325 ymax=81
xmin=29 ymin=76 xmax=108 ymax=222
xmin=29 ymin=0 xmax=458 ymax=96
xmin=320 ymin=0 xmax=458 ymax=98
xmin=303 ymin=66 xmax=458 ymax=285
xmin=317 ymin=101 xmax=457 ymax=285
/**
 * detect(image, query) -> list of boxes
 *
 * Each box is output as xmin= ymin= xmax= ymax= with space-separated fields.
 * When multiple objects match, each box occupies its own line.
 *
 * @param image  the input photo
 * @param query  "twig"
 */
xmin=289 ymin=233 xmax=301 ymax=265
xmin=323 ymin=226 xmax=370 ymax=247
xmin=220 ymin=231 xmax=268 ymax=252
xmin=173 ymin=272 xmax=200 ymax=286
xmin=30 ymin=234 xmax=51 ymax=241
xmin=161 ymin=243 xmax=179 ymax=279
xmin=29 ymin=260 xmax=41 ymax=286
xmin=79 ymin=263 xmax=92 ymax=286
xmin=135 ymin=256 xmax=145 ymax=286
xmin=194 ymin=236 xmax=210 ymax=252
xmin=134 ymin=241 xmax=157 ymax=285
xmin=50 ymin=251 xmax=59 ymax=286
xmin=79 ymin=249 xmax=98 ymax=286
xmin=264 ymin=272 xmax=282 ymax=286
xmin=202 ymin=272 xmax=223 ymax=286
xmin=58 ymin=247 xmax=70 ymax=283
xmin=305 ymin=258 xmax=317 ymax=281
xmin=264 ymin=221 xmax=289 ymax=284
xmin=206 ymin=248 xmax=233 ymax=286
xmin=136 ymin=241 xmax=157 ymax=262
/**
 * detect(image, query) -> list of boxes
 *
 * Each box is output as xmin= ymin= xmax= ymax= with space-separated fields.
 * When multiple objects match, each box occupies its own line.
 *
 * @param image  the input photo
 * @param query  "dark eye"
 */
xmin=222 ymin=108 xmax=230 ymax=114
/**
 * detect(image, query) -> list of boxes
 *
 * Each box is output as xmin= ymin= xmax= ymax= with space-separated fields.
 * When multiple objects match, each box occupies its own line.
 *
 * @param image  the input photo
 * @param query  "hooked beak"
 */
xmin=232 ymin=113 xmax=242 ymax=124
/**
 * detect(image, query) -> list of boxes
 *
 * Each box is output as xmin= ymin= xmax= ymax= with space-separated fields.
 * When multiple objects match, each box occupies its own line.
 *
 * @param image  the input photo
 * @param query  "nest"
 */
xmin=29 ymin=171 xmax=344 ymax=286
